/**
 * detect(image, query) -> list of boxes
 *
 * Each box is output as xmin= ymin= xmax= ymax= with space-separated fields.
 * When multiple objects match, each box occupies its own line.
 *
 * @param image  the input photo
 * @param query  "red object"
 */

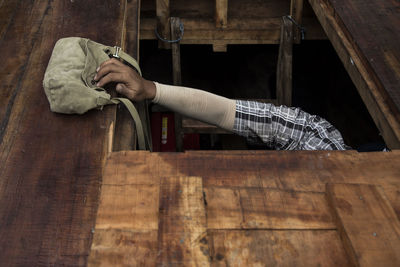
xmin=151 ymin=112 xmax=200 ymax=151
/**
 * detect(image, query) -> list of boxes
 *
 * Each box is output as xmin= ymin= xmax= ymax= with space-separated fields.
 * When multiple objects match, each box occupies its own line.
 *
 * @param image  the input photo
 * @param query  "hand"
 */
xmin=94 ymin=58 xmax=156 ymax=101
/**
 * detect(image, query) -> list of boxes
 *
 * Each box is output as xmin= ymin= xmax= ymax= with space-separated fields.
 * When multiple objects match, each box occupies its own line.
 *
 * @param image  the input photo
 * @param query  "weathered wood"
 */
xmin=113 ymin=0 xmax=141 ymax=151
xmin=157 ymin=176 xmax=210 ymax=266
xmin=212 ymin=42 xmax=228 ymax=52
xmin=215 ymin=0 xmax=228 ymax=29
xmin=141 ymin=17 xmax=325 ymax=45
xmin=89 ymin=229 xmax=158 ymax=266
xmin=141 ymin=0 xmax=326 ymax=44
xmin=309 ymin=0 xmax=400 ymax=149
xmin=205 ymin=187 xmax=335 ymax=229
xmin=116 ymin=150 xmax=400 ymax=220
xmin=88 ymin=150 xmax=159 ymax=266
xmin=327 ymin=184 xmax=400 ymax=267
xmin=95 ymin=150 xmax=400 ymax=265
xmin=170 ymin=17 xmax=184 ymax=152
xmin=209 ymin=230 xmax=351 ymax=266
xmin=290 ymin=0 xmax=304 ymax=43
xmin=156 ymin=0 xmax=170 ymax=49
xmin=0 ymin=1 xmax=129 ymax=265
xmin=277 ymin=16 xmax=294 ymax=106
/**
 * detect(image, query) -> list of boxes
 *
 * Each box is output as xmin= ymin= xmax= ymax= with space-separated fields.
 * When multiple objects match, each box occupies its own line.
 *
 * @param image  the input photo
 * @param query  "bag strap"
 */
xmin=104 ymin=46 xmax=151 ymax=151
xmin=105 ymin=46 xmax=142 ymax=76
xmin=111 ymin=98 xmax=152 ymax=151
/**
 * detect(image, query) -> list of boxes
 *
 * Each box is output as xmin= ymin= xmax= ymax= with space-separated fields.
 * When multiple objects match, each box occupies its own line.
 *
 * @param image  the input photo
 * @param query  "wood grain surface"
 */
xmin=309 ymin=0 xmax=400 ymax=148
xmin=327 ymin=0 xmax=400 ymax=116
xmin=157 ymin=176 xmax=210 ymax=266
xmin=89 ymin=150 xmax=400 ymax=265
xmin=327 ymin=183 xmax=400 ymax=267
xmin=209 ymin=230 xmax=351 ymax=266
xmin=0 ymin=0 xmax=134 ymax=265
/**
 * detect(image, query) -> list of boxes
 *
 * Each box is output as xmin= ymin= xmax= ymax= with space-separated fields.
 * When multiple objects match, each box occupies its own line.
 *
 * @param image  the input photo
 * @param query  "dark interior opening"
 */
xmin=140 ymin=39 xmax=384 ymax=150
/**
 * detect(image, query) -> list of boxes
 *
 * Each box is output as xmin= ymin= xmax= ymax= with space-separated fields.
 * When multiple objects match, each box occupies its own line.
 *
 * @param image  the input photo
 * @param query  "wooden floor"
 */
xmin=89 ymin=150 xmax=400 ymax=266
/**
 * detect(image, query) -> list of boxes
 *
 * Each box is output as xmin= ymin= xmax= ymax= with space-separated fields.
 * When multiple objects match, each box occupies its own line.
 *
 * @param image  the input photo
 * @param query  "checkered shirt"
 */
xmin=233 ymin=100 xmax=350 ymax=150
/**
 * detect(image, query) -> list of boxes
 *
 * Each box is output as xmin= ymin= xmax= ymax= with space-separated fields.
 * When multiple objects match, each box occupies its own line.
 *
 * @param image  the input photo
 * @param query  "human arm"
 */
xmin=233 ymin=100 xmax=350 ymax=150
xmin=95 ymin=58 xmax=236 ymax=131
xmin=95 ymin=59 xmax=349 ymax=150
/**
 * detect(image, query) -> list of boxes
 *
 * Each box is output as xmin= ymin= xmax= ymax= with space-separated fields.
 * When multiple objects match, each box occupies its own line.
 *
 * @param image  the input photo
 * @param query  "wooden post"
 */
xmin=171 ymin=17 xmax=183 ymax=152
xmin=156 ymin=0 xmax=170 ymax=49
xmin=290 ymin=0 xmax=304 ymax=44
xmin=215 ymin=0 xmax=228 ymax=28
xmin=276 ymin=16 xmax=294 ymax=106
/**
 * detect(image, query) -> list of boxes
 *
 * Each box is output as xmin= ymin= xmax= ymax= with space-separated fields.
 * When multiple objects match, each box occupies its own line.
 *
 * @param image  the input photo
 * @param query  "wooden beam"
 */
xmin=309 ymin=0 xmax=400 ymax=149
xmin=170 ymin=17 xmax=184 ymax=152
xmin=276 ymin=16 xmax=293 ymax=106
xmin=212 ymin=42 xmax=227 ymax=52
xmin=326 ymin=184 xmax=400 ymax=267
xmin=290 ymin=0 xmax=304 ymax=43
xmin=157 ymin=177 xmax=210 ymax=266
xmin=215 ymin=0 xmax=228 ymax=29
xmin=156 ymin=0 xmax=170 ymax=49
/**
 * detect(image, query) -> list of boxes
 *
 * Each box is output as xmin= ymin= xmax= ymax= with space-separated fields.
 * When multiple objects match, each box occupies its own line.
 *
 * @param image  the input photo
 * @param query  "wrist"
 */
xmin=143 ymin=79 xmax=156 ymax=100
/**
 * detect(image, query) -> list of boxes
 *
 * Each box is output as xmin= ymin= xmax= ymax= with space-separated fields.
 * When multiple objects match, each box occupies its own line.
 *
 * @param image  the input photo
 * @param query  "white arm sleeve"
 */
xmin=152 ymin=82 xmax=236 ymax=131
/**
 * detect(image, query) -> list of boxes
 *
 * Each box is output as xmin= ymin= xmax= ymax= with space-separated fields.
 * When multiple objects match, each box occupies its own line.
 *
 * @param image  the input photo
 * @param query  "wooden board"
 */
xmin=209 ymin=230 xmax=351 ymax=266
xmin=309 ymin=0 xmax=400 ymax=148
xmin=157 ymin=176 xmax=210 ymax=266
xmin=0 ymin=0 xmax=135 ymax=265
xmin=90 ymin=150 xmax=400 ymax=265
xmin=205 ymin=187 xmax=335 ymax=230
xmin=327 ymin=183 xmax=400 ymax=267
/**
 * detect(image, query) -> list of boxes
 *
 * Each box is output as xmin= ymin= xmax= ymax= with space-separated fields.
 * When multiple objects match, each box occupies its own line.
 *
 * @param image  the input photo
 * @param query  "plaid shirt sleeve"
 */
xmin=233 ymin=100 xmax=350 ymax=150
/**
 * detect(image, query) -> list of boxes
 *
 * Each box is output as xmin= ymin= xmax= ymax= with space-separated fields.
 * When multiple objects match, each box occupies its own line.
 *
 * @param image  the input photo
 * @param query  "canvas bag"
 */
xmin=43 ymin=37 xmax=150 ymax=150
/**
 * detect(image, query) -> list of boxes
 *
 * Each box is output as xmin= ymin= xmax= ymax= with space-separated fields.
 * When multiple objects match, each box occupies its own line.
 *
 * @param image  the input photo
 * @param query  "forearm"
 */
xmin=151 ymin=82 xmax=236 ymax=131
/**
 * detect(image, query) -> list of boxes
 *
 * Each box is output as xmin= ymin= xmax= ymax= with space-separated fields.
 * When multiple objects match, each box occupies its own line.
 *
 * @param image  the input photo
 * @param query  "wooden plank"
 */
xmin=152 ymin=150 xmax=400 ymax=220
xmin=170 ymin=17 xmax=184 ymax=152
xmin=309 ymin=0 xmax=400 ymax=148
xmin=326 ymin=183 xmax=400 ymax=267
xmin=290 ymin=0 xmax=304 ymax=43
xmin=88 ymin=229 xmax=158 ymax=266
xmin=88 ymin=150 xmax=159 ymax=265
xmin=215 ymin=0 xmax=228 ymax=29
xmin=276 ymin=16 xmax=293 ymax=106
xmin=209 ymin=230 xmax=351 ymax=266
xmin=212 ymin=41 xmax=228 ymax=52
xmin=156 ymin=0 xmax=170 ymax=49
xmin=157 ymin=176 xmax=210 ymax=266
xmin=326 ymin=0 xmax=400 ymax=118
xmin=0 ymin=1 xmax=128 ymax=265
xmin=113 ymin=0 xmax=141 ymax=151
xmin=205 ymin=187 xmax=335 ymax=229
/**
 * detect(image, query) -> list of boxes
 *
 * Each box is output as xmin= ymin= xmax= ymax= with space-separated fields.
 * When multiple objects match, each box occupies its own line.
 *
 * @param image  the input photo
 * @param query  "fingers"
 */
xmin=95 ymin=59 xmax=125 ymax=81
xmin=96 ymin=72 xmax=125 ymax=87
